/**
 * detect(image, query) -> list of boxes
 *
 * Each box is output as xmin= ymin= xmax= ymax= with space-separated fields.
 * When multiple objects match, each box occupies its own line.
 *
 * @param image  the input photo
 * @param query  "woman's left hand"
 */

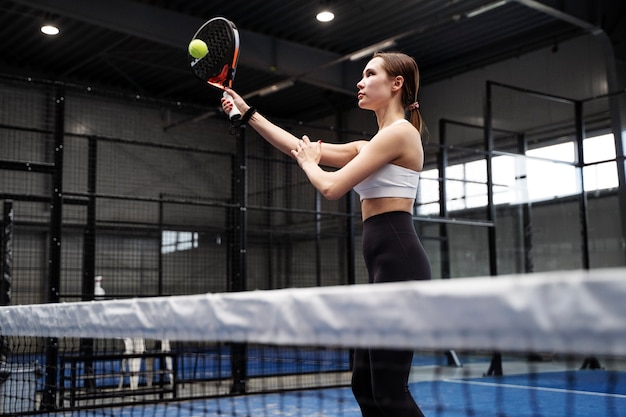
xmin=291 ymin=135 xmax=321 ymax=167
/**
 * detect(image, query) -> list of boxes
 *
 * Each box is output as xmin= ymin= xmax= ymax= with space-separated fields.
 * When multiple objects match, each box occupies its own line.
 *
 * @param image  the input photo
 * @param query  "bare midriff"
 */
xmin=361 ymin=197 xmax=414 ymax=221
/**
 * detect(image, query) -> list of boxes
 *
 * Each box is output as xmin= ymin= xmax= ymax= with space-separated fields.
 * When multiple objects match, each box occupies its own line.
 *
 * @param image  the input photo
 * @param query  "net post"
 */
xmin=483 ymin=352 xmax=503 ymax=376
xmin=445 ymin=350 xmax=462 ymax=367
xmin=580 ymin=357 xmax=603 ymax=369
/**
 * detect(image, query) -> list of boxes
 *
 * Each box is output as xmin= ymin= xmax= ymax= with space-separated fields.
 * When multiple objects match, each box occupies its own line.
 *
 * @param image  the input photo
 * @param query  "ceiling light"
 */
xmin=41 ymin=24 xmax=60 ymax=36
xmin=316 ymin=0 xmax=335 ymax=22
xmin=255 ymin=80 xmax=295 ymax=97
xmin=316 ymin=10 xmax=334 ymax=22
xmin=349 ymin=40 xmax=397 ymax=61
xmin=465 ymin=0 xmax=508 ymax=18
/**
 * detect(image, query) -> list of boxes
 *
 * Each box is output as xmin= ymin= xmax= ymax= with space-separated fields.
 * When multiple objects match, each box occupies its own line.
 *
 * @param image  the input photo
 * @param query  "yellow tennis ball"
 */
xmin=188 ymin=39 xmax=208 ymax=59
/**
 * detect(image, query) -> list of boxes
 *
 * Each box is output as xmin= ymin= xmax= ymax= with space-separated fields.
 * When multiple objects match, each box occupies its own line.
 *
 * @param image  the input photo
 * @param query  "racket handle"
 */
xmin=223 ymin=92 xmax=241 ymax=121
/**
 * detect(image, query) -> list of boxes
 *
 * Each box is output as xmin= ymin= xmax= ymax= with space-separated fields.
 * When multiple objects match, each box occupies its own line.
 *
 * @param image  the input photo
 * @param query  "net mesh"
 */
xmin=1 ymin=268 xmax=625 ymax=416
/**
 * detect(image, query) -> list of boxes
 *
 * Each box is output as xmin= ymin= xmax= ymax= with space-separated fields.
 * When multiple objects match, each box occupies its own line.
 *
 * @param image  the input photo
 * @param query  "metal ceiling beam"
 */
xmin=17 ymin=0 xmax=360 ymax=95
xmin=18 ymin=0 xmax=519 ymax=98
xmin=513 ymin=0 xmax=596 ymax=31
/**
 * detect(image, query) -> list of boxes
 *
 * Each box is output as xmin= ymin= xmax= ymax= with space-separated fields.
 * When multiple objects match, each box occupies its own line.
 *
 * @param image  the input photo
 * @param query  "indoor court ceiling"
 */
xmin=0 ymin=0 xmax=624 ymax=122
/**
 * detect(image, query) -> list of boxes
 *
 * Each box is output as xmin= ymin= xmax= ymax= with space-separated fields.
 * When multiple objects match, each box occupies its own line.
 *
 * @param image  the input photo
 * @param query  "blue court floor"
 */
xmin=62 ymin=369 xmax=626 ymax=417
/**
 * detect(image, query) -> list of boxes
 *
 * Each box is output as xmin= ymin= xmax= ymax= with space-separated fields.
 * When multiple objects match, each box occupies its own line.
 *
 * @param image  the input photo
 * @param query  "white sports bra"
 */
xmin=353 ymin=119 xmax=420 ymax=201
xmin=353 ymin=164 xmax=420 ymax=201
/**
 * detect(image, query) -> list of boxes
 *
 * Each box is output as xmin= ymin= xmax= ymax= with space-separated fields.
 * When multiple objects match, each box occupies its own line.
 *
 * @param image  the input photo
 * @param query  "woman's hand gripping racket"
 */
xmin=188 ymin=17 xmax=241 ymax=121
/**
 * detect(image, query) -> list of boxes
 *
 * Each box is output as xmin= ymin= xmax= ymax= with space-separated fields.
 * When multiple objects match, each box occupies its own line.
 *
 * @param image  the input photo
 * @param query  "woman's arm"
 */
xmin=222 ymin=88 xmax=365 ymax=168
xmin=222 ymin=88 xmax=298 ymax=155
xmin=292 ymin=126 xmax=413 ymax=200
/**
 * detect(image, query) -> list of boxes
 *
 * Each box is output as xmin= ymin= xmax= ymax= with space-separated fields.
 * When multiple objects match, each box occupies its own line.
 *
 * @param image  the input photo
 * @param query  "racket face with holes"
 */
xmin=189 ymin=17 xmax=240 ymax=90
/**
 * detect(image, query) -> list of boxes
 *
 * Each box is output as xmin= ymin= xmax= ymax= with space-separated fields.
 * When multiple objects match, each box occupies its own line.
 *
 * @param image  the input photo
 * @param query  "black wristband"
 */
xmin=241 ymin=107 xmax=257 ymax=124
xmin=229 ymin=107 xmax=257 ymax=135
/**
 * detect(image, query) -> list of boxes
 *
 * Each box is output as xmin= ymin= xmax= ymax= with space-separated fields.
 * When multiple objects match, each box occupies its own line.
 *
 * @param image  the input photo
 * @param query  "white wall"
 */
xmin=420 ymin=33 xmax=611 ymax=144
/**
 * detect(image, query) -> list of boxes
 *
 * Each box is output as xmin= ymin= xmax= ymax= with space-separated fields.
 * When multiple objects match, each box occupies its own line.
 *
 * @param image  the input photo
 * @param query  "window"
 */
xmin=162 ymin=231 xmax=198 ymax=254
xmin=525 ymin=142 xmax=579 ymax=202
xmin=582 ymin=134 xmax=619 ymax=191
xmin=417 ymin=133 xmax=618 ymax=215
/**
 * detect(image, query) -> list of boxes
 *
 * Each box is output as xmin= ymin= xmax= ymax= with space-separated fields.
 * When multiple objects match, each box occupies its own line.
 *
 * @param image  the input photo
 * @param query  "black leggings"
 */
xmin=352 ymin=211 xmax=431 ymax=417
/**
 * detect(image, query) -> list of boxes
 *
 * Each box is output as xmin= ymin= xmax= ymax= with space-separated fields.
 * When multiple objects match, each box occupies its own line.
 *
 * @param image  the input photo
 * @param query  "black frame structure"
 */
xmin=1 ymin=72 xmax=625 ymax=407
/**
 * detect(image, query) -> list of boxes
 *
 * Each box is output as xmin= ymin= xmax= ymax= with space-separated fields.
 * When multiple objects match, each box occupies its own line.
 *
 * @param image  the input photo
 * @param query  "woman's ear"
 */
xmin=392 ymin=75 xmax=404 ymax=91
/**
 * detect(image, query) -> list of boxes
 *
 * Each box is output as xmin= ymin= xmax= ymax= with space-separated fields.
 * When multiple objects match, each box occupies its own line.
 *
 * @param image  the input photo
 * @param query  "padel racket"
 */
xmin=188 ymin=17 xmax=241 ymax=120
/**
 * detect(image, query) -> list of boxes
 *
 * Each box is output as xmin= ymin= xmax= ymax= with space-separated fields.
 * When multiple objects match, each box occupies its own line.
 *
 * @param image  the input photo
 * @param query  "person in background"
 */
xmin=94 ymin=276 xmax=105 ymax=300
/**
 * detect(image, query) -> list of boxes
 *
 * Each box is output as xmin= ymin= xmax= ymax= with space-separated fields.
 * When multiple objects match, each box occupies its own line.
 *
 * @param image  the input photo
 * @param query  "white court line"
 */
xmin=443 ymin=379 xmax=626 ymax=399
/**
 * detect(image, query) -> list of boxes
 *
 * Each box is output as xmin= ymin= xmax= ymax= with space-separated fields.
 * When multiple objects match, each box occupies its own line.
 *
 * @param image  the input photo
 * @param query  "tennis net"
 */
xmin=1 ymin=268 xmax=625 ymax=416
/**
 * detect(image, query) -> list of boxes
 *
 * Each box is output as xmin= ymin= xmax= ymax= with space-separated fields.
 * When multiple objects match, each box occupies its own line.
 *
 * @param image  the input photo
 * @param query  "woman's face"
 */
xmin=356 ymin=57 xmax=395 ymax=111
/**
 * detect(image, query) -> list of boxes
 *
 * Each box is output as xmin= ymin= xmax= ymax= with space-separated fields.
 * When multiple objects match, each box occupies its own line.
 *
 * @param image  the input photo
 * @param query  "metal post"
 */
xmin=229 ymin=123 xmax=248 ymax=394
xmin=1 ymin=200 xmax=13 ymax=306
xmin=517 ymin=133 xmax=534 ymax=273
xmin=315 ymin=192 xmax=322 ymax=286
xmin=82 ymin=137 xmax=97 ymax=300
xmin=346 ymin=191 xmax=356 ymax=286
xmin=574 ymin=101 xmax=590 ymax=269
xmin=158 ymin=194 xmax=164 ymax=296
xmin=42 ymin=85 xmax=65 ymax=411
xmin=485 ymin=81 xmax=498 ymax=276
xmin=438 ymin=120 xmax=450 ymax=279
xmin=81 ymin=137 xmax=97 ymax=391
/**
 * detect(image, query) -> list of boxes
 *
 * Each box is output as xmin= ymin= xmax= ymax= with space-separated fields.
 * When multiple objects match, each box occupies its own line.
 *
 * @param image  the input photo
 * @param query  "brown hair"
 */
xmin=373 ymin=51 xmax=425 ymax=135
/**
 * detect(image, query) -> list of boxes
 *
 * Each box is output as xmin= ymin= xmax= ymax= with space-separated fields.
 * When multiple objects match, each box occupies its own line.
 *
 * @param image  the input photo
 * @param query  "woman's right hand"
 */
xmin=221 ymin=88 xmax=250 ymax=115
xmin=291 ymin=135 xmax=322 ymax=167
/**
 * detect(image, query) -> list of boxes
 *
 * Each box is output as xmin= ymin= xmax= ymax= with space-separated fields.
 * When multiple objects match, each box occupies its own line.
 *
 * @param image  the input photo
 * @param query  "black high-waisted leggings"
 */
xmin=352 ymin=211 xmax=431 ymax=417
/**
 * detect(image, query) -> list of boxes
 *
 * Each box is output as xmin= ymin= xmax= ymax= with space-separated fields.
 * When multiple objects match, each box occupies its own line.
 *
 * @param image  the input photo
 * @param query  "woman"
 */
xmin=222 ymin=51 xmax=431 ymax=417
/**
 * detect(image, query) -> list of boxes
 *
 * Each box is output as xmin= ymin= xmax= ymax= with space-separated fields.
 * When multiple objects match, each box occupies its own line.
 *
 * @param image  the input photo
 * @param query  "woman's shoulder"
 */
xmin=380 ymin=120 xmax=424 ymax=170
xmin=376 ymin=119 xmax=421 ymax=144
